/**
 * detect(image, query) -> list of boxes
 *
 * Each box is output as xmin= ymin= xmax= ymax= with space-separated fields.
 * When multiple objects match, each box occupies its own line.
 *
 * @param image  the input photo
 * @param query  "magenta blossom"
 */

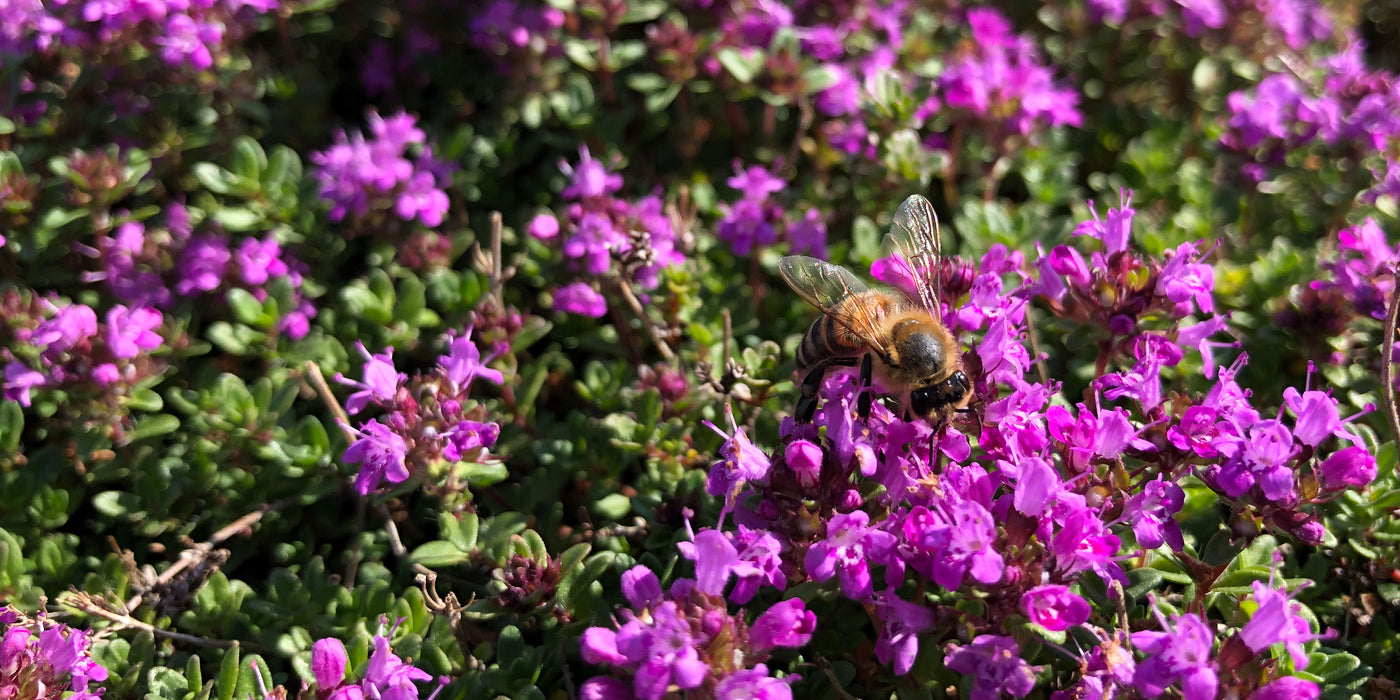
xmin=944 ymin=635 xmax=1036 ymax=700
xmin=1021 ymin=584 xmax=1091 ymax=632
xmin=804 ymin=510 xmax=897 ymax=600
xmin=336 ymin=343 xmax=406 ymax=415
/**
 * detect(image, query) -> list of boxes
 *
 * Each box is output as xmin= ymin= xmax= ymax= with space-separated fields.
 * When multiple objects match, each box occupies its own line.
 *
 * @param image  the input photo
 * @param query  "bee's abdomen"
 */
xmin=795 ymin=314 xmax=867 ymax=370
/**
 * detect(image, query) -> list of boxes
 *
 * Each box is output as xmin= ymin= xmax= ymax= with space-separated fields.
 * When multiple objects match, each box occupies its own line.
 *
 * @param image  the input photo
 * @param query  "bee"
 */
xmin=779 ymin=194 xmax=973 ymax=426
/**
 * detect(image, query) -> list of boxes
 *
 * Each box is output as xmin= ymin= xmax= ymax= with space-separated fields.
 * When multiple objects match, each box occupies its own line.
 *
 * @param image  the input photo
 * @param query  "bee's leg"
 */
xmin=797 ymin=357 xmax=859 ymax=423
xmin=956 ymin=406 xmax=983 ymax=439
xmin=857 ymin=353 xmax=874 ymax=419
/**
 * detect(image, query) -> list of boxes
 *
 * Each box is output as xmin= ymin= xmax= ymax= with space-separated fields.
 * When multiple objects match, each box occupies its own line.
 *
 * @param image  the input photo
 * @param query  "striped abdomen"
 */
xmin=794 ymin=292 xmax=902 ymax=370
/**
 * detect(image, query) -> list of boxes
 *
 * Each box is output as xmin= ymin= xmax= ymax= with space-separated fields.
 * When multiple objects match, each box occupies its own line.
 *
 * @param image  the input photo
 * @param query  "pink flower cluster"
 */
xmin=0 ymin=607 xmax=107 ymax=700
xmin=336 ymin=329 xmax=502 ymax=496
xmin=607 ymin=193 xmax=1374 ymax=698
xmin=579 ymin=565 xmax=813 ymax=700
xmin=88 ymin=207 xmax=316 ymax=340
xmin=301 ymin=631 xmax=446 ymax=700
xmin=715 ymin=161 xmax=828 ymax=258
xmin=3 ymin=298 xmax=163 ymax=408
xmin=311 ymin=110 xmax=451 ymax=229
xmin=1 ymin=0 xmax=278 ymax=71
xmin=530 ymin=146 xmax=685 ymax=318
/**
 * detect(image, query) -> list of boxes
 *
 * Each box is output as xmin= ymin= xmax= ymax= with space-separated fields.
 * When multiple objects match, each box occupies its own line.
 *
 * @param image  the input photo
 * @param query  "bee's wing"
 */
xmin=880 ymin=194 xmax=944 ymax=321
xmin=778 ymin=255 xmax=889 ymax=353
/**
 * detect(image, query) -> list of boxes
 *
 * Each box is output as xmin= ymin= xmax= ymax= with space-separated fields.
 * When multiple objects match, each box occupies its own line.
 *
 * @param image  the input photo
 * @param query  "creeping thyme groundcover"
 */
xmin=2 ymin=0 xmax=1400 ymax=698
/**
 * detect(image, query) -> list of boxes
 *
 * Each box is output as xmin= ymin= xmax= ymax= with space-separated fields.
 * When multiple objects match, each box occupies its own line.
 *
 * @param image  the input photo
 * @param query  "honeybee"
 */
xmin=779 ymin=194 xmax=973 ymax=426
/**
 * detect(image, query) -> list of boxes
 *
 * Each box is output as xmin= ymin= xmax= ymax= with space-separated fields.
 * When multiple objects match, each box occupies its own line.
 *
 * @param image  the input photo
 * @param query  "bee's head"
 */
xmin=910 ymin=371 xmax=972 ymax=418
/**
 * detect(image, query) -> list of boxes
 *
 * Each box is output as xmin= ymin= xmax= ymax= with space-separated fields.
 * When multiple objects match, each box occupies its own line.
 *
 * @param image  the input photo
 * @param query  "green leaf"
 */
xmin=212 ymin=207 xmax=261 ymax=232
xmin=595 ymin=493 xmax=631 ymax=520
xmin=461 ymin=461 xmax=508 ymax=487
xmin=521 ymin=529 xmax=548 ymax=565
xmin=93 ymin=491 xmax=141 ymax=518
xmin=559 ymin=543 xmax=591 ymax=573
xmin=496 ymin=625 xmax=524 ymax=663
xmin=124 ymin=388 xmax=164 ymax=412
xmin=409 ymin=540 xmax=471 ymax=567
xmin=562 ymin=39 xmax=599 ymax=71
xmin=618 ymin=0 xmax=663 ymax=23
xmin=0 ymin=401 xmax=23 ymax=453
xmin=716 ymin=47 xmax=763 ymax=83
xmin=231 ymin=137 xmax=267 ymax=182
xmin=125 ymin=414 xmax=182 ymax=443
xmin=226 ymin=288 xmax=269 ymax=325
xmin=216 ymin=647 xmax=241 ymax=700
xmin=147 ymin=666 xmax=190 ymax=700
xmin=192 ymin=163 xmax=235 ymax=194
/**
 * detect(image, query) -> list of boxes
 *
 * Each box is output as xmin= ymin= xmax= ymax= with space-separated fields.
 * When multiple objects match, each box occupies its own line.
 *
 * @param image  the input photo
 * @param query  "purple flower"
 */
xmin=873 ymin=591 xmax=935 ymax=675
xmin=159 ymin=14 xmax=222 ymax=70
xmin=678 ymin=527 xmax=740 ymax=597
xmin=3 ymin=362 xmax=46 ymax=407
xmin=527 ymin=213 xmax=559 ymax=240
xmin=554 ymin=282 xmax=608 ymax=318
xmin=1052 ymin=506 xmax=1125 ymax=584
xmin=441 ymin=420 xmax=499 ymax=462
xmin=1168 ymin=405 xmax=1221 ymax=458
xmin=1251 ymin=677 xmax=1320 ymax=700
xmin=363 ymin=630 xmax=432 ymax=699
xmin=1216 ymin=419 xmax=1296 ymax=501
xmin=938 ymin=9 xmax=1081 ymax=136
xmin=785 ymin=439 xmax=822 ymax=489
xmin=336 ymin=343 xmax=405 ymax=415
xmin=717 ymin=198 xmax=778 ymax=256
xmin=619 ymin=601 xmax=708 ymax=699
xmin=395 ymin=171 xmax=449 ymax=227
xmin=105 ymin=306 xmax=162 ymax=359
xmin=679 ymin=525 xmax=786 ymax=604
xmin=1010 ymin=455 xmax=1061 ymax=518
xmin=0 ymin=613 xmax=108 ymax=700
xmin=1283 ymin=383 xmax=1366 ymax=448
xmin=714 ymin=665 xmax=792 ymax=700
xmin=234 ymin=236 xmax=290 ymax=286
xmin=1021 ymin=585 xmax=1091 ymax=632
xmin=344 ymin=419 xmax=411 ymax=495
xmin=439 ymin=332 xmax=503 ymax=391
xmin=312 ymin=638 xmax=348 ymax=689
xmin=1239 ymin=577 xmax=1326 ymax=669
xmin=1317 ymin=446 xmax=1377 ymax=490
xmin=786 ymin=207 xmax=827 ymax=258
xmin=804 ymin=510 xmax=897 ymax=600
xmin=902 ymin=500 xmax=1004 ymax=590
xmin=1130 ymin=612 xmax=1217 ymax=700
xmin=727 ymin=161 xmax=786 ymax=200
xmin=562 ymin=212 xmax=625 ymax=275
xmin=621 ymin=565 xmax=663 ymax=609
xmin=577 ymin=677 xmax=629 ymax=700
xmin=944 ymin=635 xmax=1036 ymax=700
xmin=1121 ymin=476 xmax=1185 ymax=551
xmin=176 ymin=236 xmax=232 ymax=295
xmin=311 ymin=110 xmax=443 ymax=227
xmin=748 ymin=598 xmax=816 ymax=653
xmin=32 ymin=303 xmax=98 ymax=358
xmin=1074 ymin=190 xmax=1134 ymax=255
xmin=704 ymin=405 xmax=773 ymax=500
xmin=1156 ymin=242 xmax=1215 ymax=315
xmin=560 ymin=146 xmax=623 ymax=200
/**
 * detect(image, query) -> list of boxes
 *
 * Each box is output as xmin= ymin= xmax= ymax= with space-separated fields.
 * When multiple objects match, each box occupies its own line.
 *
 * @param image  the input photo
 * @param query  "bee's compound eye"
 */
xmin=910 ymin=386 xmax=939 ymax=417
xmin=948 ymin=371 xmax=970 ymax=394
